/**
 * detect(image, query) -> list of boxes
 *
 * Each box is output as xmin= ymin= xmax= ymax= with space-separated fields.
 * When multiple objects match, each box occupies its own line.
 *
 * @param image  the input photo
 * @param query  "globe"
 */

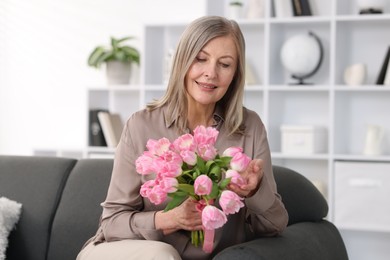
xmin=280 ymin=31 xmax=323 ymax=84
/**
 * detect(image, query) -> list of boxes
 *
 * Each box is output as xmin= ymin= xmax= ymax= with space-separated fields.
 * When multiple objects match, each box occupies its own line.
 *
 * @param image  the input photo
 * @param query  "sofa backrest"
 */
xmin=273 ymin=165 xmax=328 ymax=225
xmin=47 ymin=158 xmax=113 ymax=260
xmin=0 ymin=155 xmax=77 ymax=260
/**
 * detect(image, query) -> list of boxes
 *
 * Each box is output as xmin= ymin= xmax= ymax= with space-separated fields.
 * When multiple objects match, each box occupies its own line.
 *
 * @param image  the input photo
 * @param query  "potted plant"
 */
xmin=88 ymin=36 xmax=140 ymax=85
xmin=228 ymin=1 xmax=244 ymax=19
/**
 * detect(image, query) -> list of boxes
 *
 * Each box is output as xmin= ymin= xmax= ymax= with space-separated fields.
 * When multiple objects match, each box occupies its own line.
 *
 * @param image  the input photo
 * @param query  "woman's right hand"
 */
xmin=155 ymin=198 xmax=203 ymax=235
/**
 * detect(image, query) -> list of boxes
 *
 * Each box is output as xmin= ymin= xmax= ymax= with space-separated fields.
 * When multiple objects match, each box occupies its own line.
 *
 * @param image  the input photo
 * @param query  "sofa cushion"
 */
xmin=213 ymin=221 xmax=348 ymax=260
xmin=0 ymin=155 xmax=76 ymax=260
xmin=47 ymin=158 xmax=113 ymax=260
xmin=0 ymin=197 xmax=22 ymax=260
xmin=273 ymin=165 xmax=328 ymax=225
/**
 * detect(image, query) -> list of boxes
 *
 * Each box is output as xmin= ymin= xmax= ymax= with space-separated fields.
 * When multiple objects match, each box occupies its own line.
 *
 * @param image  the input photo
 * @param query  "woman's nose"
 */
xmin=204 ymin=63 xmax=217 ymax=79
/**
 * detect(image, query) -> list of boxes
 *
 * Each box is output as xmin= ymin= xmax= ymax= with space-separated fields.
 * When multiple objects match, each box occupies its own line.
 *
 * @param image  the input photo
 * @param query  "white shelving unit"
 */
xmin=85 ymin=1 xmax=390 ymax=258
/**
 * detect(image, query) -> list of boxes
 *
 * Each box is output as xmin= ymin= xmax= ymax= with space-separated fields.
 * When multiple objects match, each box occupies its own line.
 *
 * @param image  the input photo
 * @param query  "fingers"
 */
xmin=228 ymin=159 xmax=264 ymax=198
xmin=173 ymin=199 xmax=203 ymax=231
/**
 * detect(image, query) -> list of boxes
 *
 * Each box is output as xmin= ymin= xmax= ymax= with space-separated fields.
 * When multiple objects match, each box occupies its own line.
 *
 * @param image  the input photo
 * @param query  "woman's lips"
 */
xmin=196 ymin=81 xmax=217 ymax=89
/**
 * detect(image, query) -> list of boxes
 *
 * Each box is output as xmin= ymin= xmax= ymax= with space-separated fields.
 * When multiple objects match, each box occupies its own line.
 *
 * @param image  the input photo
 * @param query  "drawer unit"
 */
xmin=334 ymin=161 xmax=390 ymax=231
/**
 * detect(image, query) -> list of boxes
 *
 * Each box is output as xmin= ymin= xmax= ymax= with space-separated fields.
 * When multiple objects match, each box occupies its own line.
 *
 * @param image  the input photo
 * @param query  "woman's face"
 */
xmin=185 ymin=35 xmax=238 ymax=107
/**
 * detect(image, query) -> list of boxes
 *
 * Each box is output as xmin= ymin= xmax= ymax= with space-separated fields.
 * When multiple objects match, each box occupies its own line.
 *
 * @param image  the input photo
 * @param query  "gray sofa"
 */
xmin=0 ymin=155 xmax=349 ymax=260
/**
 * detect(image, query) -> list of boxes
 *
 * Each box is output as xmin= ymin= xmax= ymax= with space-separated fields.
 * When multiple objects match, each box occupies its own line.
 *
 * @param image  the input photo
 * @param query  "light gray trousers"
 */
xmin=76 ymin=240 xmax=182 ymax=260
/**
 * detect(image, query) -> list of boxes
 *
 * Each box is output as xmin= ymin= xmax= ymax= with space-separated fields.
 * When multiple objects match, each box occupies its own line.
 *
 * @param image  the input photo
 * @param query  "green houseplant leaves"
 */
xmin=87 ymin=36 xmax=140 ymax=68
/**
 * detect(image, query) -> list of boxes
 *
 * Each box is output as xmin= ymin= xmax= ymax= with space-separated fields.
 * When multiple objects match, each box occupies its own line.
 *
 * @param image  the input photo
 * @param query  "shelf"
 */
xmin=336 ymin=14 xmax=390 ymax=21
xmin=337 ymin=225 xmax=390 ymax=233
xmin=333 ymin=154 xmax=390 ymax=162
xmin=268 ymin=85 xmax=330 ymax=91
xmin=334 ymin=85 xmax=390 ymax=91
xmin=269 ymin=16 xmax=332 ymax=24
xmin=272 ymin=152 xmax=329 ymax=160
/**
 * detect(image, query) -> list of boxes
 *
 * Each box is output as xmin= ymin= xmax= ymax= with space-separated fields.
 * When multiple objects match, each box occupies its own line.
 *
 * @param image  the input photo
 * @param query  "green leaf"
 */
xmin=205 ymin=160 xmax=216 ymax=172
xmin=219 ymin=177 xmax=231 ymax=190
xmin=178 ymin=183 xmax=194 ymax=194
xmin=216 ymin=156 xmax=232 ymax=168
xmin=87 ymin=46 xmax=106 ymax=68
xmin=208 ymin=182 xmax=219 ymax=199
xmin=96 ymin=51 xmax=114 ymax=65
xmin=116 ymin=36 xmax=135 ymax=44
xmin=194 ymin=168 xmax=201 ymax=179
xmin=164 ymin=194 xmax=188 ymax=212
xmin=88 ymin=35 xmax=140 ymax=68
xmin=122 ymin=46 xmax=140 ymax=64
xmin=209 ymin=164 xmax=221 ymax=179
xmin=196 ymin=156 xmax=206 ymax=173
xmin=168 ymin=190 xmax=188 ymax=197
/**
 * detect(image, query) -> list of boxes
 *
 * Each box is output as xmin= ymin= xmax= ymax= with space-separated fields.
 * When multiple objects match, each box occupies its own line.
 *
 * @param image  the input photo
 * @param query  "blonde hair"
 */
xmin=147 ymin=16 xmax=246 ymax=135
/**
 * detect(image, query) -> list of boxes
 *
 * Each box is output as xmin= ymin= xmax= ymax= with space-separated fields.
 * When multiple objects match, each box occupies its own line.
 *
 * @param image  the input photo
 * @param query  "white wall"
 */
xmin=0 ymin=0 xmax=205 ymax=155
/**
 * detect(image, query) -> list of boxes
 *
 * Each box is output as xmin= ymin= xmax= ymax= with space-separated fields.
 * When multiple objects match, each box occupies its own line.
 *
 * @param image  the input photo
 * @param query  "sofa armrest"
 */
xmin=213 ymin=220 xmax=348 ymax=260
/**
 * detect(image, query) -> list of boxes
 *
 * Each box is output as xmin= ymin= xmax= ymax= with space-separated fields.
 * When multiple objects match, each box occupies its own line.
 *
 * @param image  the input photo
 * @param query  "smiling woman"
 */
xmin=77 ymin=15 xmax=288 ymax=260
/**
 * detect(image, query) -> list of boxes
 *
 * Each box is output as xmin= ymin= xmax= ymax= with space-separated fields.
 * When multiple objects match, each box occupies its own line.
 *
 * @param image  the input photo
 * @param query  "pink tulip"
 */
xmin=225 ymin=169 xmax=247 ymax=187
xmin=146 ymin=137 xmax=171 ymax=156
xmin=159 ymin=161 xmax=182 ymax=178
xmin=222 ymin=146 xmax=243 ymax=157
xmin=197 ymin=143 xmax=218 ymax=161
xmin=219 ymin=190 xmax=244 ymax=215
xmin=160 ymin=177 xmax=178 ymax=193
xmin=193 ymin=126 xmax=219 ymax=146
xmin=173 ymin=133 xmax=196 ymax=152
xmin=140 ymin=179 xmax=156 ymax=197
xmin=135 ymin=151 xmax=156 ymax=175
xmin=202 ymin=205 xmax=227 ymax=230
xmin=194 ymin=175 xmax=213 ymax=196
xmin=181 ymin=150 xmax=197 ymax=166
xmin=230 ymin=152 xmax=251 ymax=172
xmin=161 ymin=150 xmax=183 ymax=167
xmin=148 ymin=185 xmax=167 ymax=205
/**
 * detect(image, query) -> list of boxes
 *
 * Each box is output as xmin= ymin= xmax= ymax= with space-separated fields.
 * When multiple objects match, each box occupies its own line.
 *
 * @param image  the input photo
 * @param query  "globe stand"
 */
xmin=289 ymin=75 xmax=314 ymax=85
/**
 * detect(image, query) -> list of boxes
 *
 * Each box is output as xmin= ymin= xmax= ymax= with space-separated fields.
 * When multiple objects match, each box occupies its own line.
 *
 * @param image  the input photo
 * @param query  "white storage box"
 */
xmin=334 ymin=161 xmax=390 ymax=231
xmin=280 ymin=125 xmax=327 ymax=154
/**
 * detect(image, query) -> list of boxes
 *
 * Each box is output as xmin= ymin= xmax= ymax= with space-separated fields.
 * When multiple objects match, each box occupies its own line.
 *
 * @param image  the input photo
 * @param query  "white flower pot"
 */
xmin=106 ymin=61 xmax=132 ymax=85
xmin=228 ymin=5 xmax=243 ymax=20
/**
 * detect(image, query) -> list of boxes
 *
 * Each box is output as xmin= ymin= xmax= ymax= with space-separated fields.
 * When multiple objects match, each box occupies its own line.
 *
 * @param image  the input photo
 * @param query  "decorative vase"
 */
xmin=343 ymin=63 xmax=366 ymax=86
xmin=106 ymin=61 xmax=132 ymax=85
xmin=246 ymin=0 xmax=264 ymax=19
xmin=363 ymin=124 xmax=384 ymax=156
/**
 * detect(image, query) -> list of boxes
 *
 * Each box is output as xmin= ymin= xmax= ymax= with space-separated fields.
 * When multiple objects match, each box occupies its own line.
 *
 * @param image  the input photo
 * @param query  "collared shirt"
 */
xmin=91 ymin=105 xmax=288 ymax=260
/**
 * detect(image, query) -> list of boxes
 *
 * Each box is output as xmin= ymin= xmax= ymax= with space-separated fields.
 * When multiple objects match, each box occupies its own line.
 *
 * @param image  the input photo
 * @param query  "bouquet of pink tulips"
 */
xmin=135 ymin=126 xmax=251 ymax=252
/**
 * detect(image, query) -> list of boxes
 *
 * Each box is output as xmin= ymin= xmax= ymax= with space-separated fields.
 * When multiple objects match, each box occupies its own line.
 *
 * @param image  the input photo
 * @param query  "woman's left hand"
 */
xmin=228 ymin=159 xmax=264 ymax=198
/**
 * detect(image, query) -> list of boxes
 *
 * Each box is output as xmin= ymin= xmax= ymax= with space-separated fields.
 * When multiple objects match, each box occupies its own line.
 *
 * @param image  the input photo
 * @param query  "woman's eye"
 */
xmin=196 ymin=57 xmax=206 ymax=62
xmin=220 ymin=63 xmax=230 ymax=68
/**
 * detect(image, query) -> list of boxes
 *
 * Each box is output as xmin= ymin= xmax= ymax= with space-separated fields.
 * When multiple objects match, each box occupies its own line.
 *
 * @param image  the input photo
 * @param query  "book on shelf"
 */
xmin=291 ymin=0 xmax=312 ymax=16
xmin=376 ymin=46 xmax=390 ymax=85
xmin=89 ymin=109 xmax=108 ymax=147
xmin=274 ymin=0 xmax=293 ymax=18
xmin=97 ymin=111 xmax=124 ymax=148
xmin=384 ymin=57 xmax=390 ymax=86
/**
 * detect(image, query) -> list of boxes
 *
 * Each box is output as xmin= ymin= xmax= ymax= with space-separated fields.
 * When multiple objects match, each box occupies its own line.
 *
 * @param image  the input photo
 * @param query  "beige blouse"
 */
xmin=89 ymin=105 xmax=288 ymax=260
